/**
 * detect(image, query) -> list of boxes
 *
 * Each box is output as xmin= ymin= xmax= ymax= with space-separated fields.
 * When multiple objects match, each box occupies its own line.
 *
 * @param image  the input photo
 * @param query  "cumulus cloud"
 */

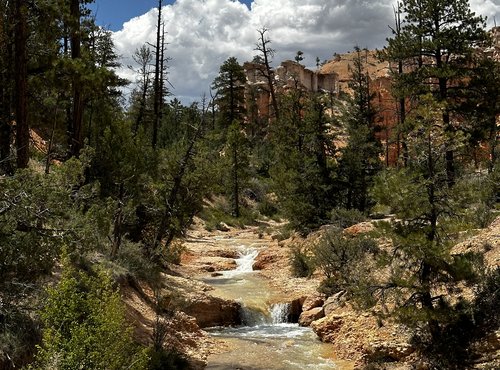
xmin=112 ymin=0 xmax=499 ymax=103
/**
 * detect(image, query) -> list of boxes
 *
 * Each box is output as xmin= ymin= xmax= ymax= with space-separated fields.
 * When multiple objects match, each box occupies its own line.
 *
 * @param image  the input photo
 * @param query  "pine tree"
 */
xmin=383 ymin=0 xmax=489 ymax=185
xmin=337 ymin=47 xmax=382 ymax=212
xmin=271 ymin=87 xmax=335 ymax=233
xmin=370 ymin=95 xmax=486 ymax=353
xmin=212 ymin=57 xmax=247 ymax=217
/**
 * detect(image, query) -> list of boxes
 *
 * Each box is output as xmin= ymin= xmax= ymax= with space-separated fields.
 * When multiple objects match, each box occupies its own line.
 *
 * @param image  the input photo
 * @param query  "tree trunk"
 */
xmin=70 ymin=0 xmax=84 ymax=157
xmin=14 ymin=0 xmax=29 ymax=169
xmin=257 ymin=29 xmax=279 ymax=122
xmin=232 ymin=144 xmax=240 ymax=218
xmin=111 ymin=182 xmax=124 ymax=259
xmin=152 ymin=0 xmax=162 ymax=149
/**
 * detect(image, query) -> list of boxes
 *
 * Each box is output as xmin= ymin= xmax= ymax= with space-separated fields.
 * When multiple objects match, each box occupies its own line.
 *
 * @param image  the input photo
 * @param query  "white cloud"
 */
xmin=111 ymin=0 xmax=499 ymax=104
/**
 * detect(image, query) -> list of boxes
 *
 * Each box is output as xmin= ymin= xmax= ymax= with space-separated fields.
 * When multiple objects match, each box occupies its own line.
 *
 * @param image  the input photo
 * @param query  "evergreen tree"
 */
xmin=271 ymin=87 xmax=335 ymax=233
xmin=370 ymin=95 xmax=486 ymax=353
xmin=383 ymin=0 xmax=489 ymax=185
xmin=212 ymin=57 xmax=247 ymax=217
xmin=0 ymin=0 xmax=13 ymax=174
xmin=337 ymin=47 xmax=381 ymax=212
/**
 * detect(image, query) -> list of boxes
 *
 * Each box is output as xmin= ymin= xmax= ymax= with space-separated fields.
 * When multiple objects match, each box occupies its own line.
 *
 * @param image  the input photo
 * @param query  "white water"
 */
xmin=221 ymin=247 xmax=259 ymax=278
xmin=205 ymin=244 xmax=350 ymax=370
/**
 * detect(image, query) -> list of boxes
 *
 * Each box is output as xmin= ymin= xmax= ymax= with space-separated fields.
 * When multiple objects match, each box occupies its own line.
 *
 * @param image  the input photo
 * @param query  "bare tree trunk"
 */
xmin=153 ymin=101 xmax=207 ymax=252
xmin=14 ymin=0 xmax=29 ymax=169
xmin=111 ymin=182 xmax=124 ymax=259
xmin=256 ymin=28 xmax=279 ymax=122
xmin=232 ymin=144 xmax=240 ymax=217
xmin=152 ymin=0 xmax=163 ymax=149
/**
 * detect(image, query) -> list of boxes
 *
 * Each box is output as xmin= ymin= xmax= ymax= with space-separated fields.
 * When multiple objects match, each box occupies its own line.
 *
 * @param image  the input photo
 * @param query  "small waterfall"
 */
xmin=222 ymin=248 xmax=259 ymax=277
xmin=234 ymin=249 xmax=259 ymax=272
xmin=240 ymin=302 xmax=290 ymax=326
xmin=270 ymin=303 xmax=290 ymax=324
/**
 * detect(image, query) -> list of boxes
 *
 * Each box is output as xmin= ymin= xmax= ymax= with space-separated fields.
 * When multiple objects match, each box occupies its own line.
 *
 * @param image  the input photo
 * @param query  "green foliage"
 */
xmin=271 ymin=93 xmax=336 ymax=233
xmin=200 ymin=196 xmax=258 ymax=231
xmin=289 ymin=247 xmax=315 ymax=278
xmin=212 ymin=57 xmax=247 ymax=131
xmin=257 ymin=198 xmax=279 ymax=218
xmin=410 ymin=268 xmax=500 ymax=369
xmin=0 ymin=304 xmax=41 ymax=369
xmin=31 ymin=258 xmax=149 ymax=370
xmin=368 ymin=96 xmax=489 ymax=344
xmin=0 ymin=152 xmax=106 ymax=284
xmin=314 ymin=228 xmax=378 ymax=301
xmin=147 ymin=348 xmax=190 ymax=370
xmin=336 ymin=47 xmax=382 ymax=212
xmin=329 ymin=207 xmax=367 ymax=229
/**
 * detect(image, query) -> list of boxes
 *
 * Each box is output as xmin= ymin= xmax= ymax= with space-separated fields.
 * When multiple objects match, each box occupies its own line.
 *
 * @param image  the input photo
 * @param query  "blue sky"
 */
xmin=90 ymin=0 xmax=252 ymax=31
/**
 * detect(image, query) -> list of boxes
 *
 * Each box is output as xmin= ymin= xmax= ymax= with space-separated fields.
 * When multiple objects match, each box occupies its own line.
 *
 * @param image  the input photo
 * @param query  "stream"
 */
xmin=203 ymin=242 xmax=351 ymax=370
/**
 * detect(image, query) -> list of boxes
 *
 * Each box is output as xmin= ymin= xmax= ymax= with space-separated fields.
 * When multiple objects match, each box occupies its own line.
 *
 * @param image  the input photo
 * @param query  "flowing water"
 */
xmin=203 ymin=244 xmax=353 ymax=370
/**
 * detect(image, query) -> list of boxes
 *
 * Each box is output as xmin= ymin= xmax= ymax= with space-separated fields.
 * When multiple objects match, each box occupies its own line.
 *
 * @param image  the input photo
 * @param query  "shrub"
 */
xmin=257 ymin=198 xmax=279 ymax=218
xmin=148 ymin=348 xmax=190 ymax=370
xmin=163 ymin=240 xmax=186 ymax=265
xmin=30 ymin=258 xmax=149 ymax=370
xmin=314 ymin=228 xmax=378 ymax=299
xmin=289 ymin=247 xmax=315 ymax=277
xmin=329 ymin=207 xmax=367 ymax=229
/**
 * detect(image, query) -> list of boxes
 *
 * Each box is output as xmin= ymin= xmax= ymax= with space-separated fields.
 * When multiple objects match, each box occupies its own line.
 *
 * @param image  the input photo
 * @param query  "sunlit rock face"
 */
xmin=182 ymin=295 xmax=241 ymax=328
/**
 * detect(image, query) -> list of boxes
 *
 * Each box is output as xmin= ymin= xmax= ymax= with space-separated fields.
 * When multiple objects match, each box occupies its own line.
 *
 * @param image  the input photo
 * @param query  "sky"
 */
xmin=90 ymin=0 xmax=500 ymax=104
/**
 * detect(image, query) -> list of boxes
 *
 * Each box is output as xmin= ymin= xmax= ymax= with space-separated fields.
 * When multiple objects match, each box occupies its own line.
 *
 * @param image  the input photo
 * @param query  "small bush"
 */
xmin=329 ymin=207 xmax=367 ymax=229
xmin=113 ymin=241 xmax=161 ymax=283
xmin=314 ymin=228 xmax=378 ymax=301
xmin=290 ymin=247 xmax=315 ymax=277
xmin=317 ymin=277 xmax=342 ymax=296
xmin=148 ymin=348 xmax=190 ymax=370
xmin=472 ymin=203 xmax=496 ymax=229
xmin=163 ymin=240 xmax=186 ymax=265
xmin=257 ymin=198 xmax=279 ymax=218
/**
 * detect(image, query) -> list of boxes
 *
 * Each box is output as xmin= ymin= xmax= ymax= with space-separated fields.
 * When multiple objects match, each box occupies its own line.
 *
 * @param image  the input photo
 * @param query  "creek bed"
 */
xmin=203 ymin=246 xmax=352 ymax=370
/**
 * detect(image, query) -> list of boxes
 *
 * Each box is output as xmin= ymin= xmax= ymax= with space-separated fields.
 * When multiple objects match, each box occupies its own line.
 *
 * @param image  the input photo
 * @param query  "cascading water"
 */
xmin=270 ymin=302 xmax=290 ymax=324
xmin=205 ymin=242 xmax=351 ymax=370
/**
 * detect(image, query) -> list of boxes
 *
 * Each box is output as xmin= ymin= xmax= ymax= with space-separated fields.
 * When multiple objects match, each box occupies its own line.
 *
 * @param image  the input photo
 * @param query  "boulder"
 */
xmin=302 ymin=293 xmax=325 ymax=312
xmin=344 ymin=222 xmax=375 ymax=235
xmin=252 ymin=250 xmax=276 ymax=270
xmin=182 ymin=295 xmax=241 ymax=328
xmin=288 ymin=297 xmax=305 ymax=323
xmin=364 ymin=340 xmax=415 ymax=362
xmin=323 ymin=290 xmax=347 ymax=316
xmin=298 ymin=307 xmax=324 ymax=327
xmin=196 ymin=257 xmax=237 ymax=272
xmin=216 ymin=222 xmax=230 ymax=232
xmin=311 ymin=314 xmax=345 ymax=342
